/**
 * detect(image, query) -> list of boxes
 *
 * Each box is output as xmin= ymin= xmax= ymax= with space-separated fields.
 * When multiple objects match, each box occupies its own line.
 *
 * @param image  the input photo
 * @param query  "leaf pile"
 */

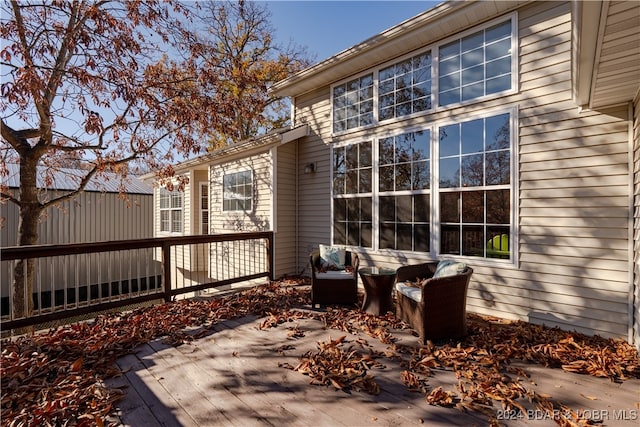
xmin=1 ymin=281 xmax=309 ymax=427
xmin=2 ymin=279 xmax=638 ymax=427
xmin=262 ymin=309 xmax=639 ymax=426
xmin=394 ymin=315 xmax=640 ymax=426
xmin=285 ymin=335 xmax=383 ymax=395
xmin=464 ymin=314 xmax=640 ymax=382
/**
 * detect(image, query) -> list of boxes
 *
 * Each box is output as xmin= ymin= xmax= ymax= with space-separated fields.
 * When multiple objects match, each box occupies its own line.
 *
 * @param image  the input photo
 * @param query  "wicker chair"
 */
xmin=394 ymin=261 xmax=473 ymax=344
xmin=309 ymin=250 xmax=359 ymax=306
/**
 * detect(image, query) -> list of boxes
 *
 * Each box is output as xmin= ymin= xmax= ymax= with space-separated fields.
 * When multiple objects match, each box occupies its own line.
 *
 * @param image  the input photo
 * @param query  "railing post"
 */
xmin=162 ymin=242 xmax=172 ymax=302
xmin=267 ymin=232 xmax=274 ymax=281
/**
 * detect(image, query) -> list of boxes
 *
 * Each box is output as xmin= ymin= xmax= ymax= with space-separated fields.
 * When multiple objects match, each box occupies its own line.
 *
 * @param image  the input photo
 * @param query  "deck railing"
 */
xmin=0 ymin=231 xmax=274 ymax=331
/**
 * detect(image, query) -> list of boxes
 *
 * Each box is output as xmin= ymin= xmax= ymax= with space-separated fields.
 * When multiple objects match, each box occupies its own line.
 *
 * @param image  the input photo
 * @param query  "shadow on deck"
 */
xmin=106 ymin=294 xmax=640 ymax=427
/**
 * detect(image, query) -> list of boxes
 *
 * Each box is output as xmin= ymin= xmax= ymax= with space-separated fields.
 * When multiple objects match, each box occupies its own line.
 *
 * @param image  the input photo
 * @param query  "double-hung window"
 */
xmin=438 ymin=112 xmax=512 ymax=258
xmin=332 ymin=141 xmax=373 ymax=247
xmin=223 ymin=170 xmax=252 ymax=212
xmin=160 ymin=189 xmax=183 ymax=233
xmin=378 ymin=130 xmax=431 ymax=252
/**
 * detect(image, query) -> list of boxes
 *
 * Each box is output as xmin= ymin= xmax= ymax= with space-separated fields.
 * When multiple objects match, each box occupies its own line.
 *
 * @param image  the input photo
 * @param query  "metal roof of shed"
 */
xmin=3 ymin=163 xmax=153 ymax=195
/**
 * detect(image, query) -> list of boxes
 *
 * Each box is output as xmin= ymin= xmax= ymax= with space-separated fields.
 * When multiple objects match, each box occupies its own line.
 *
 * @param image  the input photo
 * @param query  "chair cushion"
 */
xmin=316 ymin=271 xmax=353 ymax=280
xmin=433 ymin=260 xmax=466 ymax=278
xmin=319 ymin=244 xmax=346 ymax=269
xmin=395 ymin=282 xmax=422 ymax=302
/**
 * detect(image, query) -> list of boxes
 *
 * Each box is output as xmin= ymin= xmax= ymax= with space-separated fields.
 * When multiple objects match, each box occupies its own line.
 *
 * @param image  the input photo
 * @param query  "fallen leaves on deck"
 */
xmin=286 ymin=335 xmax=383 ymax=395
xmin=1 ymin=279 xmax=638 ymax=427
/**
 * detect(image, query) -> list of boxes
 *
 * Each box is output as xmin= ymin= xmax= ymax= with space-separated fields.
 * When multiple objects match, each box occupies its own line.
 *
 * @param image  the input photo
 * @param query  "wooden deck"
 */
xmin=106 ymin=310 xmax=640 ymax=427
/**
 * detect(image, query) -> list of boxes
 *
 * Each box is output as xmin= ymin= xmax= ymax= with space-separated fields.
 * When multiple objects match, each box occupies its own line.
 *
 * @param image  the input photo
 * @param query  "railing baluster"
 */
xmin=1 ymin=232 xmax=273 ymax=330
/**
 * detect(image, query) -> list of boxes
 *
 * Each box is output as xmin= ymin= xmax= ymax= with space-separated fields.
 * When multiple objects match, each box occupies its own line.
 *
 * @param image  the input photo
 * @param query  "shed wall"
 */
xmin=1 ymin=190 xmax=157 ymax=312
xmin=292 ymin=1 xmax=632 ymax=340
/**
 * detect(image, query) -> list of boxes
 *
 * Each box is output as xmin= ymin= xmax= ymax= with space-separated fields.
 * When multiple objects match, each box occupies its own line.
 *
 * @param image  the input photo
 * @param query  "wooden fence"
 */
xmin=0 ymin=232 xmax=274 ymax=331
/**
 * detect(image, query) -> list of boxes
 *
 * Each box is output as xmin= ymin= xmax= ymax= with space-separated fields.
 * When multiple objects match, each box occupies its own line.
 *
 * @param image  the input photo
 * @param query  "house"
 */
xmin=1 ymin=164 xmax=158 ymax=313
xmin=156 ymin=0 xmax=640 ymax=348
xmin=149 ymin=125 xmax=309 ymax=282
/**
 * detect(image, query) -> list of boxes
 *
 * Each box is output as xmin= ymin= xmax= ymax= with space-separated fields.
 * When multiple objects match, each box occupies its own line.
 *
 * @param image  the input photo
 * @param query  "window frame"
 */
xmin=159 ymin=188 xmax=183 ymax=234
xmin=222 ymin=170 xmax=253 ymax=212
xmin=433 ymin=105 xmax=518 ymax=264
xmin=331 ymin=140 xmax=374 ymax=248
xmin=200 ymin=182 xmax=209 ymax=235
xmin=330 ymin=105 xmax=518 ymax=265
xmin=329 ymin=13 xmax=517 ymax=136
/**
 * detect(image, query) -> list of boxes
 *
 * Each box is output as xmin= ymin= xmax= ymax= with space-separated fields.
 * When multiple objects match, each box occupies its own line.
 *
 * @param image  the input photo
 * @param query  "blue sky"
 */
xmin=263 ymin=1 xmax=441 ymax=63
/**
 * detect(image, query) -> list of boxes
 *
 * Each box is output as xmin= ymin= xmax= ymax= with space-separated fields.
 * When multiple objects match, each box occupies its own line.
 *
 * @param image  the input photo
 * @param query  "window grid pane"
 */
xmin=379 ymin=52 xmax=432 ymax=121
xmin=332 ymin=141 xmax=373 ymax=248
xmin=378 ymin=194 xmax=430 ymax=252
xmin=223 ymin=171 xmax=253 ymax=212
xmin=333 ymin=74 xmax=374 ymax=133
xmin=379 ymin=130 xmax=431 ymax=192
xmin=439 ymin=112 xmax=511 ymax=259
xmin=439 ymin=20 xmax=512 ymax=106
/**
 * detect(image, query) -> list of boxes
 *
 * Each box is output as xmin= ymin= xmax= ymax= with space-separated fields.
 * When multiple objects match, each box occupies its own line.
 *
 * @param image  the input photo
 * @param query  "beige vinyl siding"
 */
xmin=295 ymin=87 xmax=334 ymax=272
xmin=633 ymin=92 xmax=640 ymax=349
xmin=208 ymin=152 xmax=272 ymax=281
xmin=274 ymin=142 xmax=297 ymax=277
xmin=468 ymin=1 xmax=629 ymax=339
xmin=209 ymin=152 xmax=272 ymax=233
xmin=292 ymin=1 xmax=632 ymax=339
xmin=590 ymin=1 xmax=640 ymax=109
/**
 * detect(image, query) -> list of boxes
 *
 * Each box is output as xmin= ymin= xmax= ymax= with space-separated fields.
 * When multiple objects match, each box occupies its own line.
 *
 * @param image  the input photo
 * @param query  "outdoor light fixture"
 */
xmin=304 ymin=162 xmax=316 ymax=174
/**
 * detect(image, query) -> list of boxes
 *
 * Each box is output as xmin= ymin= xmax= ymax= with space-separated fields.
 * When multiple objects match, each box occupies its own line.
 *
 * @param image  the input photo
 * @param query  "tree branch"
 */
xmin=0 ymin=120 xmax=39 ymax=153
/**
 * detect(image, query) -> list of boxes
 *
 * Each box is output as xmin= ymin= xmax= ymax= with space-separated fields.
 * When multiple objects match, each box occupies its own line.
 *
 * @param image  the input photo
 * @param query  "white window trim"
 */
xmin=159 ymin=188 xmax=184 ymax=235
xmin=432 ymin=104 xmax=519 ymax=267
xmin=330 ymin=12 xmax=518 ymax=137
xmin=222 ymin=169 xmax=254 ymax=213
xmin=330 ymin=104 xmax=519 ymax=266
xmin=200 ymin=182 xmax=209 ymax=235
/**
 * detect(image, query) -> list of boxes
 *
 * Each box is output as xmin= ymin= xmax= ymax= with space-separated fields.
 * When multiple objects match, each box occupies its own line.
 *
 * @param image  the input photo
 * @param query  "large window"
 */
xmin=332 ymin=74 xmax=374 ymax=133
xmin=223 ymin=171 xmax=252 ymax=211
xmin=330 ymin=17 xmax=514 ymax=134
xmin=378 ymin=130 xmax=431 ymax=251
xmin=332 ymin=141 xmax=373 ymax=247
xmin=439 ymin=20 xmax=512 ymax=106
xmin=160 ymin=189 xmax=183 ymax=233
xmin=330 ymin=111 xmax=513 ymax=260
xmin=439 ymin=112 xmax=511 ymax=258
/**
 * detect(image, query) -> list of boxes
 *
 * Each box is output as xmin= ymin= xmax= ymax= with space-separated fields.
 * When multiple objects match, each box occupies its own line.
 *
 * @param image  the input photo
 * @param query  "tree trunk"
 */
xmin=12 ymin=157 xmax=43 ymax=320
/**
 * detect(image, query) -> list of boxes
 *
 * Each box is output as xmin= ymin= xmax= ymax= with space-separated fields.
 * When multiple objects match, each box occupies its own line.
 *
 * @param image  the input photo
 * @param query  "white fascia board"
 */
xmin=572 ymin=0 xmax=605 ymax=109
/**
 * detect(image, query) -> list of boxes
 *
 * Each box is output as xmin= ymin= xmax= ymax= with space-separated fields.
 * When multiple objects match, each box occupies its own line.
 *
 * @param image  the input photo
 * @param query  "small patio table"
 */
xmin=359 ymin=266 xmax=397 ymax=315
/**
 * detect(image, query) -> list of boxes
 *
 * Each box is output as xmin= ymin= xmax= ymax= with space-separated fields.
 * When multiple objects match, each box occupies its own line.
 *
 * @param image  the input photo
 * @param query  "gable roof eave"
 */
xmin=271 ymin=0 xmax=530 ymax=98
xmin=167 ymin=124 xmax=310 ymax=174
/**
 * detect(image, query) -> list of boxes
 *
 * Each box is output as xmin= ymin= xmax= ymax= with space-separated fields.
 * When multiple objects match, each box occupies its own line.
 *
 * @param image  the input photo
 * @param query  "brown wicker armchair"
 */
xmin=309 ymin=250 xmax=359 ymax=306
xmin=394 ymin=261 xmax=473 ymax=344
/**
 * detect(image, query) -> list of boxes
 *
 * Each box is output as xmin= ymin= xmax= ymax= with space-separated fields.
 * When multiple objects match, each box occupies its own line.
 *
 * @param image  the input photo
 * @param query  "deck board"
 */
xmin=107 ymin=311 xmax=640 ymax=427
